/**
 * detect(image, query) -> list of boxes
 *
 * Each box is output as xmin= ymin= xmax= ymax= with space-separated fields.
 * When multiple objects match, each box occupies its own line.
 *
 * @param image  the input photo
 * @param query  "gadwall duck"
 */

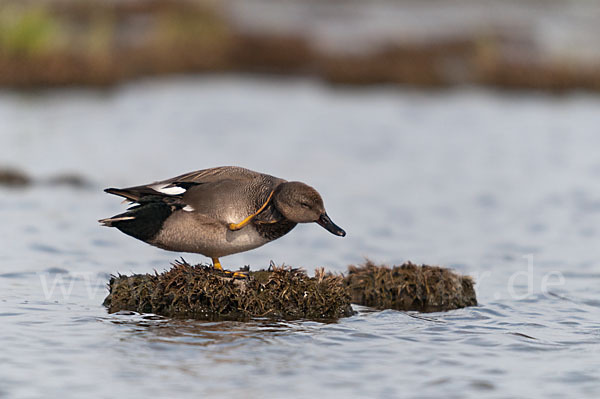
xmin=99 ymin=166 xmax=346 ymax=270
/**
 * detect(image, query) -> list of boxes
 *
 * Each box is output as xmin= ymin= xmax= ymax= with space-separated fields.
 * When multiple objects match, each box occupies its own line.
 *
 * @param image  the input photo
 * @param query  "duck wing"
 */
xmin=163 ymin=166 xmax=266 ymax=185
xmin=104 ymin=166 xmax=276 ymax=203
xmin=104 ymin=166 xmax=283 ymax=224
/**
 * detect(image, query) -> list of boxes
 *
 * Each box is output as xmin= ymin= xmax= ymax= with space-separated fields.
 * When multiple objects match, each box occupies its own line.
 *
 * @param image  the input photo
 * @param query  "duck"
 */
xmin=99 ymin=166 xmax=346 ymax=271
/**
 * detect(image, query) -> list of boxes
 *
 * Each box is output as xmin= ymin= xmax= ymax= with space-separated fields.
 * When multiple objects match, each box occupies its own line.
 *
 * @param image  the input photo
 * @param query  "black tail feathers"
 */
xmin=99 ymin=202 xmax=173 ymax=241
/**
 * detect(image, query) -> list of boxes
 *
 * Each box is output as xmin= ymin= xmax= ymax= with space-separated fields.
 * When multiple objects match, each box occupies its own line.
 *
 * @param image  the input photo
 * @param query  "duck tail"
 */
xmin=99 ymin=202 xmax=173 ymax=242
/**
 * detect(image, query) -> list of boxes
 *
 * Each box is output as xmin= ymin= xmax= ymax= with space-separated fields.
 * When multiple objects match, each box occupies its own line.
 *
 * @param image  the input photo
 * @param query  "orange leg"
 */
xmin=211 ymin=257 xmax=223 ymax=270
xmin=212 ymin=257 xmax=248 ymax=279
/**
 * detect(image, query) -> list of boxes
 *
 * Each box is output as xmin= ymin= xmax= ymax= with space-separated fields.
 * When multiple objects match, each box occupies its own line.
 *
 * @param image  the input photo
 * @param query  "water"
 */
xmin=1 ymin=75 xmax=600 ymax=398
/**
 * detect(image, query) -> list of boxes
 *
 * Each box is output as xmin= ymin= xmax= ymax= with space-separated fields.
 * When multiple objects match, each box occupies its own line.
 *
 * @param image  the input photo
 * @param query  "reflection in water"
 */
xmin=105 ymin=313 xmax=315 ymax=348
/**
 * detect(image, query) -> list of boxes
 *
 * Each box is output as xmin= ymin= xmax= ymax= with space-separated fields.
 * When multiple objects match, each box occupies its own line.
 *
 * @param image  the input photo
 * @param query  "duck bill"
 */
xmin=317 ymin=213 xmax=346 ymax=237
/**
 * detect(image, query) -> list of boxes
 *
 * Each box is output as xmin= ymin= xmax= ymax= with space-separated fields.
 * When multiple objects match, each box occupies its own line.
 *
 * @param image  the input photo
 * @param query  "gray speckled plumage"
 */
xmin=99 ymin=166 xmax=345 ymax=266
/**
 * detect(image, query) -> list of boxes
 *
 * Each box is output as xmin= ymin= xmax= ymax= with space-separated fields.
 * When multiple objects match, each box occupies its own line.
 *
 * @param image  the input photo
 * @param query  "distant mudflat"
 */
xmin=0 ymin=166 xmax=91 ymax=188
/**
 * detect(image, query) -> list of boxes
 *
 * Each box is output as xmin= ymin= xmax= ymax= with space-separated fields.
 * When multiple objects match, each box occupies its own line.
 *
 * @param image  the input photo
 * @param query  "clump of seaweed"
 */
xmin=344 ymin=260 xmax=477 ymax=312
xmin=0 ymin=166 xmax=92 ymax=188
xmin=0 ymin=167 xmax=31 ymax=187
xmin=104 ymin=260 xmax=354 ymax=320
xmin=104 ymin=259 xmax=477 ymax=320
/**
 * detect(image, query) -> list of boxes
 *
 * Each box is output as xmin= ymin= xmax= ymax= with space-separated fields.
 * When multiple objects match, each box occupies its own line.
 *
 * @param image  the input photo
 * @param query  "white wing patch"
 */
xmin=151 ymin=183 xmax=186 ymax=195
xmin=182 ymin=205 xmax=195 ymax=212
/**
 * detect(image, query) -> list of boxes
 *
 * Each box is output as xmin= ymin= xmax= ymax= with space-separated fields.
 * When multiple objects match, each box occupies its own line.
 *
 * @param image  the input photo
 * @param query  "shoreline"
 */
xmin=1 ymin=0 xmax=600 ymax=91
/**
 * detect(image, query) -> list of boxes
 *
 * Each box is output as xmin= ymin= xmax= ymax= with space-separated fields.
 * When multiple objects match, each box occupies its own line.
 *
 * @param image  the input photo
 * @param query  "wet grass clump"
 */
xmin=104 ymin=260 xmax=354 ymax=321
xmin=104 ymin=260 xmax=477 ymax=320
xmin=0 ymin=166 xmax=92 ymax=188
xmin=0 ymin=167 xmax=31 ymax=187
xmin=344 ymin=261 xmax=477 ymax=313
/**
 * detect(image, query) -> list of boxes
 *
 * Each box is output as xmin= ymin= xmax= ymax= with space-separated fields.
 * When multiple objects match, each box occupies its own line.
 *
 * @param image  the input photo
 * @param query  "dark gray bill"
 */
xmin=317 ymin=213 xmax=346 ymax=237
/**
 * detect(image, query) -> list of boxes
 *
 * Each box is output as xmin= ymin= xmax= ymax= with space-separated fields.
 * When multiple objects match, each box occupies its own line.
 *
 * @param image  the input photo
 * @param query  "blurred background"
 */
xmin=1 ymin=0 xmax=600 ymax=89
xmin=2 ymin=1 xmax=600 ymax=398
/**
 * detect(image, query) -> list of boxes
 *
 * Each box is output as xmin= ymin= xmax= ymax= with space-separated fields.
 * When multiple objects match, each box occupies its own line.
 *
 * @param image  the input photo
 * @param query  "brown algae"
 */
xmin=104 ymin=260 xmax=354 ymax=320
xmin=345 ymin=261 xmax=477 ymax=312
xmin=105 ymin=260 xmax=477 ymax=320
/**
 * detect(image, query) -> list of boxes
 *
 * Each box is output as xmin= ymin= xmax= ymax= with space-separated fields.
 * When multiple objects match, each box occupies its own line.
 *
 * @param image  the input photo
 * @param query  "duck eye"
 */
xmin=300 ymin=202 xmax=310 ymax=209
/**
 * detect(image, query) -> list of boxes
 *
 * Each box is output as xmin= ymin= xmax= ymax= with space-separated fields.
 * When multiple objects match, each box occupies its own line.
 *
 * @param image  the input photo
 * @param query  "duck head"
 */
xmin=273 ymin=181 xmax=346 ymax=237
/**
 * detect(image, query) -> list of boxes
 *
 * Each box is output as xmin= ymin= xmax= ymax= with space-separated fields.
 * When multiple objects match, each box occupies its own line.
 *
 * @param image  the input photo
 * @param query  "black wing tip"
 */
xmin=104 ymin=187 xmax=139 ymax=202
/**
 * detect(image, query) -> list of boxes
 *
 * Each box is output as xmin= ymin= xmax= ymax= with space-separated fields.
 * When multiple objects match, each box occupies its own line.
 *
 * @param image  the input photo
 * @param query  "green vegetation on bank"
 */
xmin=0 ymin=0 xmax=598 ymax=90
xmin=0 ymin=5 xmax=63 ymax=57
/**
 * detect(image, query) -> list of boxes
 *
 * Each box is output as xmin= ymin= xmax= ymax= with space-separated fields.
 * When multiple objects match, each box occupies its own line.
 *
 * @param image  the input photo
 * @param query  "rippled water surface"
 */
xmin=1 ymin=76 xmax=600 ymax=398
